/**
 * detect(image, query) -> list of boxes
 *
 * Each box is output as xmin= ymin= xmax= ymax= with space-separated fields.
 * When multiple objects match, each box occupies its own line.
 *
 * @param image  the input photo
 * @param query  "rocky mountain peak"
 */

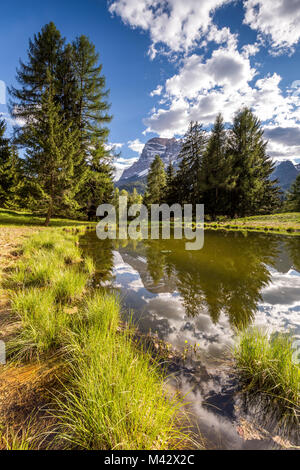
xmin=119 ymin=137 xmax=182 ymax=182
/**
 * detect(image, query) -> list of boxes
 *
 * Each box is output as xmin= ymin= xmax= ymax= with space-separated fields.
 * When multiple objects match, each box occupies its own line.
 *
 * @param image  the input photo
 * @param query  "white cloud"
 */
xmin=105 ymin=142 xmax=124 ymax=151
xmin=109 ymin=0 xmax=234 ymax=57
xmin=244 ymin=0 xmax=300 ymax=55
xmin=144 ymin=45 xmax=257 ymax=136
xmin=128 ymin=138 xmax=145 ymax=154
xmin=150 ymin=85 xmax=163 ymax=97
xmin=143 ymin=41 xmax=300 ymax=159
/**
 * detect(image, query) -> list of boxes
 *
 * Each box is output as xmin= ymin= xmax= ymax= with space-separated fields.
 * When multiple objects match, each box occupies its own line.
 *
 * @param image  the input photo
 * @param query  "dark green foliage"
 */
xmin=227 ymin=108 xmax=280 ymax=217
xmin=23 ymin=81 xmax=82 ymax=225
xmin=144 ymin=155 xmax=166 ymax=206
xmin=285 ymin=174 xmax=300 ymax=212
xmin=165 ymin=161 xmax=177 ymax=205
xmin=0 ymin=120 xmax=23 ymax=207
xmin=200 ymin=114 xmax=234 ymax=219
xmin=8 ymin=22 xmax=114 ymax=223
xmin=9 ymin=22 xmax=65 ymax=142
xmin=175 ymin=121 xmax=207 ymax=204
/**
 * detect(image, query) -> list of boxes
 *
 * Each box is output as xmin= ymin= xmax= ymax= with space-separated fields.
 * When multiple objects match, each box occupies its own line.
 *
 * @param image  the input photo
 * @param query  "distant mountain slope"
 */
xmin=272 ymin=160 xmax=299 ymax=192
xmin=117 ymin=137 xmax=300 ymax=194
xmin=117 ymin=137 xmax=181 ymax=192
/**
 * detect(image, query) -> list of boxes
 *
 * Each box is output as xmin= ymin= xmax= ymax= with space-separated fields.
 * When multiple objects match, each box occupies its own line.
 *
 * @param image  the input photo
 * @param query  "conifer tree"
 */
xmin=129 ymin=188 xmax=143 ymax=206
xmin=144 ymin=155 xmax=166 ymax=206
xmin=165 ymin=160 xmax=176 ymax=205
xmin=200 ymin=114 xmax=234 ymax=219
xmin=24 ymin=80 xmax=82 ymax=225
xmin=9 ymin=23 xmax=114 ymax=217
xmin=227 ymin=108 xmax=279 ymax=217
xmin=9 ymin=22 xmax=64 ymax=144
xmin=71 ymin=35 xmax=112 ymax=149
xmin=0 ymin=120 xmax=22 ymax=206
xmin=285 ymin=174 xmax=300 ymax=212
xmin=175 ymin=121 xmax=207 ymax=204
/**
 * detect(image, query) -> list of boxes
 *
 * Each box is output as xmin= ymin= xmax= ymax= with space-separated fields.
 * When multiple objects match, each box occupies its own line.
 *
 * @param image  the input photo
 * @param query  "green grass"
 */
xmin=206 ymin=212 xmax=300 ymax=235
xmin=7 ymin=230 xmax=89 ymax=360
xmin=235 ymin=329 xmax=300 ymax=421
xmin=53 ymin=269 xmax=88 ymax=304
xmin=8 ymin=287 xmax=70 ymax=361
xmin=0 ymin=208 xmax=94 ymax=227
xmin=3 ymin=229 xmax=189 ymax=449
xmin=55 ymin=294 xmax=186 ymax=450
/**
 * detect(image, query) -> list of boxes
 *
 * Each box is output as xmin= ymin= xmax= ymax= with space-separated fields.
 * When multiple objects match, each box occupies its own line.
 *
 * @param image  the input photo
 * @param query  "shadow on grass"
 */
xmin=0 ymin=209 xmax=93 ymax=227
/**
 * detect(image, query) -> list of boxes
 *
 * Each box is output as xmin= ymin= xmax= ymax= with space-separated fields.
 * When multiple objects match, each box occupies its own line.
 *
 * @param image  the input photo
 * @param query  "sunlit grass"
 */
xmin=53 ymin=269 xmax=88 ymax=304
xmin=4 ymin=229 xmax=190 ymax=450
xmin=8 ymin=287 xmax=70 ymax=360
xmin=235 ymin=329 xmax=300 ymax=421
xmin=55 ymin=293 xmax=186 ymax=450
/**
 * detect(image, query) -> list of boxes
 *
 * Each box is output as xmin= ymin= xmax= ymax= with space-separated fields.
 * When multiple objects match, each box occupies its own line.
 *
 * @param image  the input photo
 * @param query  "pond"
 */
xmin=80 ymin=229 xmax=300 ymax=450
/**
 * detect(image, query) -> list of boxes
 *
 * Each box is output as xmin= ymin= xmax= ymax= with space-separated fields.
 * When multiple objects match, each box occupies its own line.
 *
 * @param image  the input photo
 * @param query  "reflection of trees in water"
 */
xmin=79 ymin=232 xmax=115 ymax=284
xmin=285 ymin=237 xmax=300 ymax=273
xmin=145 ymin=241 xmax=167 ymax=286
xmin=144 ymin=232 xmax=281 ymax=329
xmin=80 ymin=231 xmax=299 ymax=330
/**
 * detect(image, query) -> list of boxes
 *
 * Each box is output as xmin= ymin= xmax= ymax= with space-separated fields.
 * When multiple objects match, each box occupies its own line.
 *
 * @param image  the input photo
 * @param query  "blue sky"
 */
xmin=1 ymin=0 xmax=300 ymax=179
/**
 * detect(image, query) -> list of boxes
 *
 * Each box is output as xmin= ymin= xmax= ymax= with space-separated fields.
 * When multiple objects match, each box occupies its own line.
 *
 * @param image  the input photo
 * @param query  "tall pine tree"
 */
xmin=285 ymin=174 xmax=300 ymax=212
xmin=175 ymin=121 xmax=207 ymax=205
xmin=9 ymin=22 xmax=114 ymax=219
xmin=144 ymin=155 xmax=166 ymax=206
xmin=227 ymin=108 xmax=280 ymax=217
xmin=24 ymin=79 xmax=82 ymax=225
xmin=0 ymin=120 xmax=22 ymax=206
xmin=200 ymin=114 xmax=234 ymax=219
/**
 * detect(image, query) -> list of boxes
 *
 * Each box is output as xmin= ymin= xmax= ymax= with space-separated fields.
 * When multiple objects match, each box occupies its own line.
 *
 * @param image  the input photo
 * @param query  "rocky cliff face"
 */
xmin=119 ymin=137 xmax=182 ymax=182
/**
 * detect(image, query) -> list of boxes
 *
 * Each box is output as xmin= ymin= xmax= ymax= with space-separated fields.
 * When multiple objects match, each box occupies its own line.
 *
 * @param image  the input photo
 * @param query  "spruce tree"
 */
xmin=9 ymin=22 xmax=65 ymax=144
xmin=165 ymin=160 xmax=176 ymax=205
xmin=78 ymin=141 xmax=115 ymax=220
xmin=286 ymin=174 xmax=300 ymax=212
xmin=129 ymin=188 xmax=143 ymax=206
xmin=71 ymin=35 xmax=112 ymax=148
xmin=24 ymin=80 xmax=82 ymax=225
xmin=175 ymin=121 xmax=207 ymax=204
xmin=227 ymin=108 xmax=280 ymax=217
xmin=144 ymin=155 xmax=166 ymax=206
xmin=9 ymin=23 xmax=114 ymax=217
xmin=200 ymin=114 xmax=234 ymax=219
xmin=69 ymin=36 xmax=113 ymax=212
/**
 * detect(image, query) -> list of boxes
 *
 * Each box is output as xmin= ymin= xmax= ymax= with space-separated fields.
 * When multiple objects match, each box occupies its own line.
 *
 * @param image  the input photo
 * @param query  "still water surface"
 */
xmin=80 ymin=230 xmax=300 ymax=449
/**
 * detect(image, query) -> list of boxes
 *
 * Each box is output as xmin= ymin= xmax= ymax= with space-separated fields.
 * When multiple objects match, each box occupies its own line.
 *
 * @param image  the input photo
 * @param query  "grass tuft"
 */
xmin=235 ymin=328 xmax=300 ymax=421
xmin=8 ymin=288 xmax=70 ymax=360
xmin=55 ymin=293 xmax=186 ymax=450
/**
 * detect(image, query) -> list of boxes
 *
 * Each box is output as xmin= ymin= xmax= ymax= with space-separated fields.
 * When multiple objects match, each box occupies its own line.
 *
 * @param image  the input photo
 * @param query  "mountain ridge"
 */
xmin=117 ymin=137 xmax=300 ymax=194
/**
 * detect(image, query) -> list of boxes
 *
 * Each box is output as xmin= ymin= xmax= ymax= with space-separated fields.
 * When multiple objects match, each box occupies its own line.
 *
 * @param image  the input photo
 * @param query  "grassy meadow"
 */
xmin=0 ymin=225 xmax=189 ymax=450
xmin=0 ymin=209 xmax=299 ymax=449
xmin=205 ymin=212 xmax=300 ymax=235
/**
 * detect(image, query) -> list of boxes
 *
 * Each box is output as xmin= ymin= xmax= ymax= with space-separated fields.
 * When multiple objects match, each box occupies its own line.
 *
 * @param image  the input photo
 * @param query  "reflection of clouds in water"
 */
xmin=111 ymin=251 xmax=300 ymax=356
xmin=113 ymin=251 xmax=145 ymax=292
xmin=256 ymin=269 xmax=300 ymax=335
